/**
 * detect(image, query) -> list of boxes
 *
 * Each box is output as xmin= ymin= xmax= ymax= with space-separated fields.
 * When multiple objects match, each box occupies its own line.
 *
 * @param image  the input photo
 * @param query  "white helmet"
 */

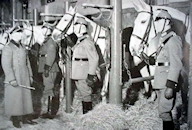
xmin=42 ymin=23 xmax=54 ymax=30
xmin=155 ymin=10 xmax=172 ymax=21
xmin=75 ymin=17 xmax=88 ymax=26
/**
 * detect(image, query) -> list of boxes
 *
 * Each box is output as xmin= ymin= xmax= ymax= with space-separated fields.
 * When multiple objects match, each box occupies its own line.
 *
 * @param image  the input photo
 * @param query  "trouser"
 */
xmin=41 ymin=71 xmax=60 ymax=115
xmin=43 ymin=72 xmax=57 ymax=97
xmin=75 ymin=79 xmax=93 ymax=114
xmin=156 ymin=89 xmax=175 ymax=121
xmin=156 ymin=89 xmax=176 ymax=130
xmin=41 ymin=95 xmax=59 ymax=116
xmin=75 ymin=79 xmax=92 ymax=102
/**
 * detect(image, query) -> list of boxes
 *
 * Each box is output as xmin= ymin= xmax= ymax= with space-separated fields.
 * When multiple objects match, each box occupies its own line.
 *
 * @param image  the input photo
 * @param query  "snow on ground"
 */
xmin=0 ymin=76 xmax=188 ymax=130
xmin=0 ymin=93 xmax=160 ymax=130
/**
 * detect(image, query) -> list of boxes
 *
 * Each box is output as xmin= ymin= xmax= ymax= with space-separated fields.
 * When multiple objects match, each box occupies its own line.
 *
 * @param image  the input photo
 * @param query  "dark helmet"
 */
xmin=75 ymin=17 xmax=88 ymax=26
xmin=155 ymin=10 xmax=172 ymax=21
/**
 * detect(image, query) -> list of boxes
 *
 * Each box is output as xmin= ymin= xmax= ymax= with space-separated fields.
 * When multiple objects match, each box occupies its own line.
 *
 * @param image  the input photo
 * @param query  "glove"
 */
xmin=164 ymin=80 xmax=177 ymax=99
xmin=10 ymin=80 xmax=18 ymax=87
xmin=149 ymin=56 xmax=155 ymax=65
xmin=44 ymin=64 xmax=51 ymax=78
xmin=86 ymin=74 xmax=98 ymax=87
xmin=30 ymin=77 xmax=33 ymax=84
xmin=164 ymin=87 xmax=174 ymax=99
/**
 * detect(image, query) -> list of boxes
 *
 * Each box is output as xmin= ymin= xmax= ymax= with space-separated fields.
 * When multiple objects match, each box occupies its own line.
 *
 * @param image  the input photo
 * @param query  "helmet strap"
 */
xmin=160 ymin=19 xmax=167 ymax=34
xmin=76 ymin=24 xmax=86 ymax=37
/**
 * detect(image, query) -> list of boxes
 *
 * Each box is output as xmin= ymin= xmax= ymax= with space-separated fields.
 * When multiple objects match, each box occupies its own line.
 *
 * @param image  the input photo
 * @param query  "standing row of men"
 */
xmin=39 ymin=17 xmax=99 ymax=116
xmin=1 ymin=10 xmax=184 ymax=130
xmin=44 ymin=11 xmax=185 ymax=130
xmin=1 ymin=17 xmax=99 ymax=128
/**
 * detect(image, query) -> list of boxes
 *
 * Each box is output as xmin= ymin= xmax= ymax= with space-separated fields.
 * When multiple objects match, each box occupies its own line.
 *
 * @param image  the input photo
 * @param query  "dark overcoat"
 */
xmin=38 ymin=37 xmax=60 ymax=73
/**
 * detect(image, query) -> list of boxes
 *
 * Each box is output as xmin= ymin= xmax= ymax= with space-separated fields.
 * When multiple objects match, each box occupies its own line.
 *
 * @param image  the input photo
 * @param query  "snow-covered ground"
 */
xmin=0 ymin=76 xmax=188 ymax=130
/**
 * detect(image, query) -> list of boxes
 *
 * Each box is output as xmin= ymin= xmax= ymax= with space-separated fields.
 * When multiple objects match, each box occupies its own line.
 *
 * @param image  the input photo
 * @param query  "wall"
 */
xmin=0 ymin=2 xmax=11 ymax=24
xmin=28 ymin=0 xmax=110 ymax=22
xmin=156 ymin=0 xmax=189 ymax=5
xmin=15 ymin=0 xmax=22 ymax=19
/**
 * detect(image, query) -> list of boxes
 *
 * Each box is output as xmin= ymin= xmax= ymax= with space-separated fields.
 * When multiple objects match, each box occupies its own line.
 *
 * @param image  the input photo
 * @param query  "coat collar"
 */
xmin=10 ymin=39 xmax=21 ymax=48
xmin=72 ymin=33 xmax=89 ymax=51
xmin=78 ymin=33 xmax=89 ymax=42
xmin=161 ymin=29 xmax=172 ymax=37
xmin=43 ymin=35 xmax=51 ymax=43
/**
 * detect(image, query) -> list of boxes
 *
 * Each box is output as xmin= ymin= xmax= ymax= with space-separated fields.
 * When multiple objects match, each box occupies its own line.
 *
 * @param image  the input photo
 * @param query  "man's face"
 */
xmin=154 ymin=17 xmax=166 ymax=33
xmin=74 ymin=24 xmax=86 ymax=37
xmin=74 ymin=24 xmax=81 ymax=34
xmin=11 ymin=32 xmax=22 ymax=43
xmin=42 ymin=27 xmax=51 ymax=37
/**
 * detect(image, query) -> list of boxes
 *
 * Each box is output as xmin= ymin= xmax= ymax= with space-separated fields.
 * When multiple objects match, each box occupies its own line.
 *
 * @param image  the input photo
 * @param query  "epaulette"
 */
xmin=156 ymin=31 xmax=175 ymax=57
xmin=10 ymin=40 xmax=20 ymax=48
xmin=161 ymin=31 xmax=175 ymax=45
xmin=79 ymin=34 xmax=89 ymax=42
xmin=79 ymin=37 xmax=86 ymax=42
xmin=43 ymin=36 xmax=51 ymax=43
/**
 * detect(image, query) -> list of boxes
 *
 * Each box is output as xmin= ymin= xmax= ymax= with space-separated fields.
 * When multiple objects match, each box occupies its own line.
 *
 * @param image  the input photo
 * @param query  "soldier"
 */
xmin=38 ymin=23 xmax=61 ymax=119
xmin=154 ymin=10 xmax=183 ymax=130
xmin=1 ymin=27 xmax=37 ymax=128
xmin=71 ymin=17 xmax=99 ymax=114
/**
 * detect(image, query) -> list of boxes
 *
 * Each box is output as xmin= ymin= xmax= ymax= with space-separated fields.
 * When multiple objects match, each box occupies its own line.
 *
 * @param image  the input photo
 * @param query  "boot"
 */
xmin=11 ymin=116 xmax=21 ymax=128
xmin=41 ymin=96 xmax=55 ymax=119
xmin=163 ymin=121 xmax=174 ymax=130
xmin=51 ymin=96 xmax=60 ymax=116
xmin=82 ymin=101 xmax=92 ymax=114
xmin=22 ymin=115 xmax=37 ymax=125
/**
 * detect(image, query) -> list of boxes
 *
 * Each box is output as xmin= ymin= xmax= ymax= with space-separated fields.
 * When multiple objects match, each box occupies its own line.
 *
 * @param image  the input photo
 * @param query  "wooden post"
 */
xmin=65 ymin=1 xmax=72 ymax=113
xmin=1 ymin=4 xmax=4 ymax=22
xmin=65 ymin=48 xmax=72 ymax=113
xmin=22 ymin=2 xmax=27 ymax=19
xmin=188 ymin=1 xmax=192 ymax=129
xmin=109 ymin=0 xmax=122 ymax=104
xmin=33 ymin=8 xmax=38 ymax=25
xmin=12 ymin=0 xmax=16 ymax=26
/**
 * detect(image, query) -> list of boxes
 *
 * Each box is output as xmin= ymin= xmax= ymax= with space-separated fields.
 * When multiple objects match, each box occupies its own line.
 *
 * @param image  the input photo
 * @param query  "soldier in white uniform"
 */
xmin=154 ymin=10 xmax=183 ymax=130
xmin=71 ymin=17 xmax=99 ymax=114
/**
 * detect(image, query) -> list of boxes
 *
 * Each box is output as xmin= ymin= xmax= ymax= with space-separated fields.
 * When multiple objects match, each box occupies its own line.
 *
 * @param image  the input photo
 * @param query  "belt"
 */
xmin=39 ymin=54 xmax=47 ymax=57
xmin=74 ymin=58 xmax=88 ymax=61
xmin=155 ymin=62 xmax=170 ymax=66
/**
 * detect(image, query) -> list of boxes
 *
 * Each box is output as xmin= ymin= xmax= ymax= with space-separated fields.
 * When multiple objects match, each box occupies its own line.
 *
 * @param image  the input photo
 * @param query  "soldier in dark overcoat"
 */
xmin=71 ymin=17 xmax=99 ymax=114
xmin=38 ymin=23 xmax=61 ymax=119
xmin=153 ymin=10 xmax=183 ymax=130
xmin=1 ymin=29 xmax=37 ymax=128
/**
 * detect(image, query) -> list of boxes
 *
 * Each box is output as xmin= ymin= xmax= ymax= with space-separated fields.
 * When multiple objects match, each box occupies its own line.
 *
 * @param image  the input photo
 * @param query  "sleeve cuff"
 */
xmin=166 ymin=79 xmax=177 ymax=89
xmin=8 ymin=79 xmax=16 ymax=83
xmin=44 ymin=64 xmax=51 ymax=70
